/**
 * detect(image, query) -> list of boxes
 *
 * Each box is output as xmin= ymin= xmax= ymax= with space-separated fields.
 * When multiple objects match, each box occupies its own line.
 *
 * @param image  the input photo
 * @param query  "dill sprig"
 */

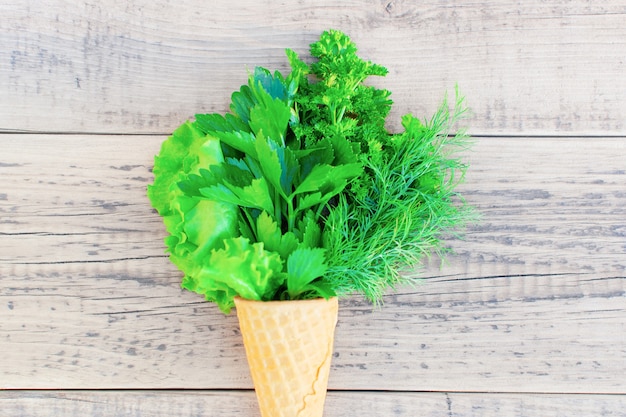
xmin=322 ymin=89 xmax=476 ymax=303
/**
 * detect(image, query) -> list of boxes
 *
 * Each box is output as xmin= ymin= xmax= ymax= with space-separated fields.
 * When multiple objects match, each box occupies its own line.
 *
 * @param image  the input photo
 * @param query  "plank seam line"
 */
xmin=327 ymin=389 xmax=626 ymax=396
xmin=433 ymin=272 xmax=582 ymax=282
xmin=429 ymin=273 xmax=626 ymax=284
xmin=2 ymin=131 xmax=626 ymax=139
xmin=2 ymin=388 xmax=625 ymax=396
xmin=0 ymin=232 xmax=142 ymax=237
xmin=471 ymin=134 xmax=626 ymax=139
xmin=6 ymin=256 xmax=167 ymax=265
xmin=0 ymin=130 xmax=164 ymax=137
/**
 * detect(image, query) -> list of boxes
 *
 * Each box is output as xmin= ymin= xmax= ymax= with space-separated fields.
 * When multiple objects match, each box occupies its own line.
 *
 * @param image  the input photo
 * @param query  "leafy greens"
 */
xmin=148 ymin=29 xmax=474 ymax=313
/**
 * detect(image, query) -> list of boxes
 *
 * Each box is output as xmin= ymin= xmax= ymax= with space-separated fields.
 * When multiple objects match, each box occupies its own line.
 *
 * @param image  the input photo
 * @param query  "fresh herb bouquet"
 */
xmin=147 ymin=30 xmax=473 ymax=314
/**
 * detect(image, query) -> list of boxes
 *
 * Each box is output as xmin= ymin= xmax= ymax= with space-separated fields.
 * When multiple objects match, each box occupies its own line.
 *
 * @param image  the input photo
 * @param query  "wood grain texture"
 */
xmin=2 ymin=2 xmax=626 ymax=412
xmin=2 ymin=0 xmax=626 ymax=135
xmin=1 ymin=391 xmax=625 ymax=417
xmin=1 ymin=134 xmax=624 ymax=393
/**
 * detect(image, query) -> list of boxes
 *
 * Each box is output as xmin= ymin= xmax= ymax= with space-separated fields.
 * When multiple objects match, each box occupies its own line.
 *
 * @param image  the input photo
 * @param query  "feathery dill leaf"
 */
xmin=322 ymin=89 xmax=475 ymax=303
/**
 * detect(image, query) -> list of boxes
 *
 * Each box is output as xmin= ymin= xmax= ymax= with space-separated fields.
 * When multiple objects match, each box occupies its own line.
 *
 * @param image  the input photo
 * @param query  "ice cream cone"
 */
xmin=234 ymin=296 xmax=339 ymax=417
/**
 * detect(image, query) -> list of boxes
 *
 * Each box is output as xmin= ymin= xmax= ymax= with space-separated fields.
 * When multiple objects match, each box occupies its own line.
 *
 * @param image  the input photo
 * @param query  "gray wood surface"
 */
xmin=2 ymin=135 xmax=624 ymax=395
xmin=1 ymin=0 xmax=625 ymax=415
xmin=2 ymin=1 xmax=626 ymax=135
xmin=2 ymin=391 xmax=626 ymax=417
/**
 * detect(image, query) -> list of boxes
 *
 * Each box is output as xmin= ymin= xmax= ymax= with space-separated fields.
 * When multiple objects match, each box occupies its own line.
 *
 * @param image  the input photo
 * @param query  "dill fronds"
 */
xmin=322 ymin=89 xmax=476 ymax=304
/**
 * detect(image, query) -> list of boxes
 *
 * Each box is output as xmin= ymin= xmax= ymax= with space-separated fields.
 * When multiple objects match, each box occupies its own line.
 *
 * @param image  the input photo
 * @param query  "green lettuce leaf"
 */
xmin=147 ymin=120 xmax=239 ymax=298
xmin=148 ymin=121 xmax=209 ymax=216
xmin=183 ymin=237 xmax=284 ymax=313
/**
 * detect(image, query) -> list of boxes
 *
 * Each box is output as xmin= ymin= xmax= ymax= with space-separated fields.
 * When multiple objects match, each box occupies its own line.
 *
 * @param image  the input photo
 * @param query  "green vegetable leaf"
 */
xmin=310 ymin=29 xmax=388 ymax=89
xmin=323 ymin=87 xmax=475 ymax=304
xmin=295 ymin=210 xmax=322 ymax=248
xmin=195 ymin=112 xmax=251 ymax=135
xmin=295 ymin=145 xmax=335 ymax=179
xmin=229 ymin=67 xmax=289 ymax=126
xmin=285 ymin=48 xmax=308 ymax=100
xmin=186 ymin=237 xmax=284 ymax=312
xmin=179 ymin=198 xmax=237 ymax=258
xmin=293 ymin=163 xmax=361 ymax=196
xmin=252 ymin=67 xmax=288 ymax=101
xmin=295 ymin=192 xmax=324 ymax=212
xmin=248 ymin=89 xmax=292 ymax=145
xmin=148 ymin=121 xmax=216 ymax=216
xmin=165 ymin=196 xmax=238 ymax=275
xmin=230 ymin=85 xmax=255 ymax=125
xmin=184 ymin=160 xmax=274 ymax=215
xmin=254 ymin=132 xmax=300 ymax=198
xmin=181 ymin=274 xmax=239 ymax=314
xmin=200 ymin=177 xmax=274 ymax=214
xmin=203 ymin=128 xmax=258 ymax=159
xmin=147 ymin=120 xmax=243 ymax=310
xmin=303 ymin=280 xmax=336 ymax=299
xmin=286 ymin=247 xmax=329 ymax=299
xmin=328 ymin=134 xmax=359 ymax=165
xmin=256 ymin=211 xmax=299 ymax=259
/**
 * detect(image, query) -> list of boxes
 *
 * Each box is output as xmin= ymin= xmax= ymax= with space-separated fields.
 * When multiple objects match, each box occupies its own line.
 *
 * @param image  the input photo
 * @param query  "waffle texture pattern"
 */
xmin=234 ymin=297 xmax=339 ymax=417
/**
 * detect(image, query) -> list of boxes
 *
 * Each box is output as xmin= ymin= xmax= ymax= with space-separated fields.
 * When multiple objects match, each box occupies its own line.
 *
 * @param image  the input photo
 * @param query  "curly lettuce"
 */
xmin=147 ymin=121 xmax=240 ymax=311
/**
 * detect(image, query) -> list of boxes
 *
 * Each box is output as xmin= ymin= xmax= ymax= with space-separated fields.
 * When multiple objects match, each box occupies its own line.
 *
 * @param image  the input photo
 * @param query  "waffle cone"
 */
xmin=234 ymin=297 xmax=339 ymax=417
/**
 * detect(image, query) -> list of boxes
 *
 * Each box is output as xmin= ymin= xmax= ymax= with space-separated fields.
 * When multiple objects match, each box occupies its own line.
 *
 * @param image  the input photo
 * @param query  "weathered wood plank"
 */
xmin=2 ymin=135 xmax=624 ymax=273
xmin=2 ymin=1 xmax=625 ymax=135
xmin=2 ymin=267 xmax=624 ymax=392
xmin=1 ymin=135 xmax=625 ymax=393
xmin=1 ymin=390 xmax=625 ymax=417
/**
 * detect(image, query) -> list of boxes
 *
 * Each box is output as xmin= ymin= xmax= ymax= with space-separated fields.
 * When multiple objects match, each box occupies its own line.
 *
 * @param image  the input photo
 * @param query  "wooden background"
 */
xmin=1 ymin=0 xmax=625 ymax=415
